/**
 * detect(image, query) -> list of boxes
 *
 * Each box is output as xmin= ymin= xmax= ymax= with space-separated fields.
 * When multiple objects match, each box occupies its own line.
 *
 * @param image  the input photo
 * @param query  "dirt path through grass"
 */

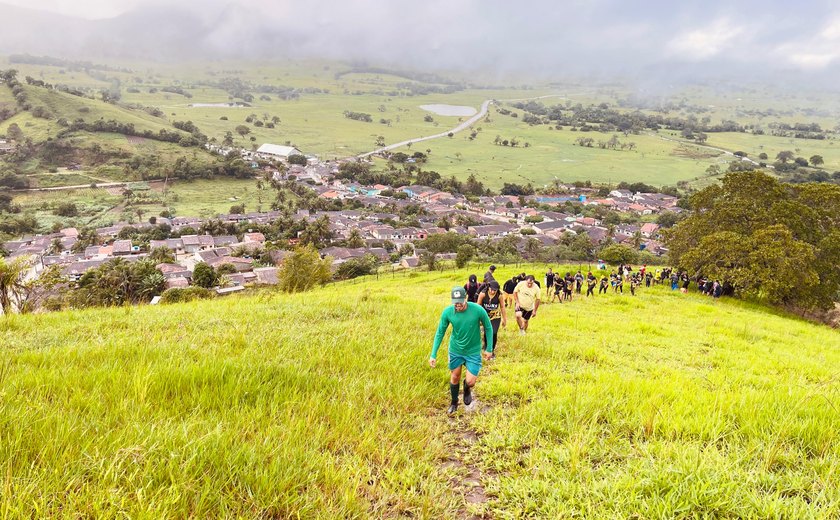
xmin=443 ymin=412 xmax=492 ymax=519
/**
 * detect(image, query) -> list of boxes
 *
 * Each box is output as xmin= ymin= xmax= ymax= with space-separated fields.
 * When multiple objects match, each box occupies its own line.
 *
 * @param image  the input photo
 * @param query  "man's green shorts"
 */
xmin=448 ymin=352 xmax=482 ymax=376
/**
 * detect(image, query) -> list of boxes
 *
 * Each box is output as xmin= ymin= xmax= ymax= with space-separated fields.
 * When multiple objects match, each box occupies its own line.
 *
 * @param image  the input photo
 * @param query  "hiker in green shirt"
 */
xmin=429 ymin=286 xmax=494 ymax=414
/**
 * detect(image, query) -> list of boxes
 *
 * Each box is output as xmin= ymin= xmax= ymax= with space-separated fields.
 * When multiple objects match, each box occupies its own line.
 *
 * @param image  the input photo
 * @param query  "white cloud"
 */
xmin=3 ymin=0 xmax=142 ymax=18
xmin=666 ymin=18 xmax=744 ymax=61
xmin=775 ymin=17 xmax=840 ymax=71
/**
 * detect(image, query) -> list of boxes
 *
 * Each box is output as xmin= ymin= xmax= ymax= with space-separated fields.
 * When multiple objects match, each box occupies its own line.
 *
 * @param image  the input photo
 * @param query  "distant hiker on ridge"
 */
xmin=429 ymin=286 xmax=494 ymax=414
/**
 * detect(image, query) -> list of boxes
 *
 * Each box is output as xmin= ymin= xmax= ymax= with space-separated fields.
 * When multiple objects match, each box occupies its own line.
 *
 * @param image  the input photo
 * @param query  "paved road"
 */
xmin=358 ymin=100 xmax=492 ymax=159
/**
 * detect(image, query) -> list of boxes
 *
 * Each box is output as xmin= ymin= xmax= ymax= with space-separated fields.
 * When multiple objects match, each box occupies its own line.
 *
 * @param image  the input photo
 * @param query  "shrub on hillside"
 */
xmin=192 ymin=262 xmax=217 ymax=288
xmin=54 ymin=202 xmax=79 ymax=217
xmin=334 ymin=254 xmax=378 ymax=280
xmin=455 ymin=244 xmax=475 ymax=268
xmin=598 ymin=244 xmax=638 ymax=265
xmin=277 ymin=245 xmax=332 ymax=292
xmin=69 ymin=259 xmax=164 ymax=307
xmin=160 ymin=287 xmax=215 ymax=304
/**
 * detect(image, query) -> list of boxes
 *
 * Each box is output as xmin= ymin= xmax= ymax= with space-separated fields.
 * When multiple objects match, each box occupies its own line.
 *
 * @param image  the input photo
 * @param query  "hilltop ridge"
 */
xmin=2 ymin=265 xmax=838 ymax=517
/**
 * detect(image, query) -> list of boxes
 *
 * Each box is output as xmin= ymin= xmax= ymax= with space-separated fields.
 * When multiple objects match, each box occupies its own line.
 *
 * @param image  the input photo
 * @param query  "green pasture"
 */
xmin=5 ymin=58 xmax=840 ymax=191
xmin=10 ymin=187 xmax=122 ymax=230
xmin=701 ymin=132 xmax=840 ymax=171
xmin=144 ymin=177 xmax=273 ymax=219
xmin=383 ymin=112 xmax=723 ymax=189
xmin=10 ymin=177 xmax=268 ymax=230
xmin=1 ymin=265 xmax=838 ymax=517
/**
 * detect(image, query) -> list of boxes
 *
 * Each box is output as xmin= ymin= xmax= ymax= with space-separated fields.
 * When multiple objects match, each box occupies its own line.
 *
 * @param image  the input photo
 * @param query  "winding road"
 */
xmin=358 ymin=100 xmax=493 ymax=159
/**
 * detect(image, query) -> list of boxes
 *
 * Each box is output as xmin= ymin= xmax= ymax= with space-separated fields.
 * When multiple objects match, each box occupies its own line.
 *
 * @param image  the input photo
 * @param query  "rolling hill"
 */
xmin=1 ymin=265 xmax=838 ymax=518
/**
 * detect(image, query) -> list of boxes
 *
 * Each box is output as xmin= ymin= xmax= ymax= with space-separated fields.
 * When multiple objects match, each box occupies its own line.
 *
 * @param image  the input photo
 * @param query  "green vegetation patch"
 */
xmin=1 ymin=265 xmax=838 ymax=517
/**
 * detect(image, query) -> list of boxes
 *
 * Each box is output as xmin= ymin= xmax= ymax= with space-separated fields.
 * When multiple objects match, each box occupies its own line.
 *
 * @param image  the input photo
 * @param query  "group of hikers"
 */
xmin=430 ymin=265 xmax=541 ymax=414
xmin=429 ymin=263 xmax=728 ymax=414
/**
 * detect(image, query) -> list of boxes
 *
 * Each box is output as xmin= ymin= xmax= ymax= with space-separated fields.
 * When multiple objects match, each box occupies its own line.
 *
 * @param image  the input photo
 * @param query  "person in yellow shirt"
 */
xmin=513 ymin=275 xmax=541 ymax=335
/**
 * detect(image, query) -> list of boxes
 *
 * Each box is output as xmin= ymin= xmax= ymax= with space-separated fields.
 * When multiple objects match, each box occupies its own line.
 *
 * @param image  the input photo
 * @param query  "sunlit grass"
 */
xmin=1 ymin=264 xmax=838 ymax=517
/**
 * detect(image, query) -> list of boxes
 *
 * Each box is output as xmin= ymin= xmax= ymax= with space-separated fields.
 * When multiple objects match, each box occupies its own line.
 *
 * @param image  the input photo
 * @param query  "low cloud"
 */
xmin=666 ymin=19 xmax=745 ymax=61
xmin=2 ymin=0 xmax=840 ymax=83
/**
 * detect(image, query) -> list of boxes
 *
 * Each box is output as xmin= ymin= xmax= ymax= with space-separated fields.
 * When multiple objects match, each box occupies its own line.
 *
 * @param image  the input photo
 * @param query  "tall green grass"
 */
xmin=1 ymin=265 xmax=838 ymax=518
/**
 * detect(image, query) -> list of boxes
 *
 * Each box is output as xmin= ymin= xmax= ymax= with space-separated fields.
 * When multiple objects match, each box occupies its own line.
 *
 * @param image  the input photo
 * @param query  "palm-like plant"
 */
xmin=0 ymin=256 xmax=33 ymax=315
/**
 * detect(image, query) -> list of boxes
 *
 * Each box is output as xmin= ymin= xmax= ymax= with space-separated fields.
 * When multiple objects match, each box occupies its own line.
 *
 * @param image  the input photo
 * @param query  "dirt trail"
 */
xmin=440 ymin=397 xmax=494 ymax=519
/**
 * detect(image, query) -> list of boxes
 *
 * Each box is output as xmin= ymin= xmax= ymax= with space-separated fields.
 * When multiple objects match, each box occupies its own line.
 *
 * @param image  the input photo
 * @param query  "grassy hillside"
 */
xmin=2 ymin=265 xmax=838 ymax=518
xmin=0 ymin=84 xmax=182 ymax=142
xmin=7 ymin=59 xmax=840 ymax=190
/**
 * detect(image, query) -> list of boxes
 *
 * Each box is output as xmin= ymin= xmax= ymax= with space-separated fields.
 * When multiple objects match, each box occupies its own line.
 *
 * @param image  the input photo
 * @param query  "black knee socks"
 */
xmin=450 ymin=383 xmax=459 ymax=405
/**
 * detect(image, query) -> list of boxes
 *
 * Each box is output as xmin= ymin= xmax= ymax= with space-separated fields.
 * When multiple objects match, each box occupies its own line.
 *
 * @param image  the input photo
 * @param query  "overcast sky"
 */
xmin=3 ymin=0 xmax=840 ymax=80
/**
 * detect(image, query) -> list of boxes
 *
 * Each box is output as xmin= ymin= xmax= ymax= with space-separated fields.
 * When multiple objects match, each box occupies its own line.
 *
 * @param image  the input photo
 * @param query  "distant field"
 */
xmin=11 ymin=177 xmax=268 ymax=230
xmin=382 ymin=109 xmax=723 ymax=189
xmin=702 ymin=132 xmax=840 ymax=171
xmin=11 ymin=187 xmax=122 ymax=230
xmin=1 ymin=265 xmax=838 ymax=517
xmin=144 ymin=177 xmax=272 ymax=219
xmin=26 ymin=172 xmax=100 ymax=188
xmin=4 ymin=58 xmax=840 ymax=191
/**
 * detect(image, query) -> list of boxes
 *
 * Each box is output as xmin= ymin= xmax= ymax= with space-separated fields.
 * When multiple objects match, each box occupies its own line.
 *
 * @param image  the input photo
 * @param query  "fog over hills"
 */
xmin=2 ymin=0 xmax=840 ymax=84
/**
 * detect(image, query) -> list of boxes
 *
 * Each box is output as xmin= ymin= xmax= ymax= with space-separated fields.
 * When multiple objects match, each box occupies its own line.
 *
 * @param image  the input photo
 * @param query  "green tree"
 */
xmin=598 ymin=244 xmax=638 ymax=264
xmin=666 ymin=171 xmax=840 ymax=309
xmin=288 ymin=154 xmax=307 ymax=166
xmin=192 ymin=262 xmax=217 ymax=288
xmin=346 ymin=228 xmax=364 ymax=249
xmin=216 ymin=263 xmax=237 ymax=275
xmin=235 ymin=125 xmax=251 ymax=137
xmin=71 ymin=259 xmax=164 ymax=307
xmin=776 ymin=150 xmax=794 ymax=163
xmin=6 ymin=123 xmax=23 ymax=142
xmin=810 ymin=155 xmax=824 ymax=167
xmin=278 ymin=245 xmax=332 ymax=292
xmin=148 ymin=247 xmax=176 ymax=264
xmin=420 ymin=251 xmax=437 ymax=271
xmin=455 ymin=244 xmax=475 ymax=268
xmin=300 ymin=216 xmax=332 ymax=248
xmin=656 ymin=211 xmax=680 ymax=228
xmin=334 ymin=254 xmax=378 ymax=280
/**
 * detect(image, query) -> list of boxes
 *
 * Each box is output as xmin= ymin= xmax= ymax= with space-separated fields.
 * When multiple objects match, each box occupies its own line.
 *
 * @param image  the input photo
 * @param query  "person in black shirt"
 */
xmin=563 ymin=273 xmax=574 ymax=301
xmin=483 ymin=265 xmax=497 ymax=284
xmin=477 ymin=281 xmax=506 ymax=358
xmin=545 ymin=268 xmax=555 ymax=294
xmin=574 ymin=271 xmax=584 ymax=294
xmin=550 ymin=277 xmax=564 ymax=303
xmin=464 ymin=274 xmax=480 ymax=303
xmin=599 ymin=275 xmax=609 ymax=294
xmin=586 ymin=272 xmax=597 ymax=297
xmin=502 ymin=276 xmax=518 ymax=311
